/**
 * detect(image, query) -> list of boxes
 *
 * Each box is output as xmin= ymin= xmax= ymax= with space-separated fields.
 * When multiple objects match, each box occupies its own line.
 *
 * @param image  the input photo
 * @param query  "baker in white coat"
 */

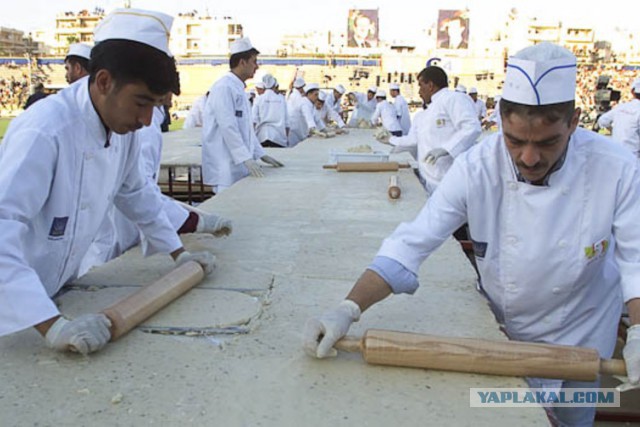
xmin=287 ymin=76 xmax=306 ymax=117
xmin=201 ymin=37 xmax=283 ymax=193
xmin=64 ymin=43 xmax=91 ymax=84
xmin=597 ymin=78 xmax=640 ymax=156
xmin=468 ymin=87 xmax=487 ymax=121
xmin=0 ymin=8 xmax=215 ymax=356
xmin=80 ymin=103 xmax=233 ymax=275
xmin=389 ymin=83 xmax=411 ymax=135
xmin=370 ymin=89 xmax=402 ymax=136
xmin=324 ymin=84 xmax=346 ymax=119
xmin=346 ymin=86 xmax=377 ymax=127
xmin=315 ymin=90 xmax=347 ymax=132
xmin=288 ymin=83 xmax=324 ymax=145
xmin=379 ymin=66 xmax=480 ymax=195
xmin=253 ymin=73 xmax=289 ymax=147
xmin=304 ymin=43 xmax=640 ymax=427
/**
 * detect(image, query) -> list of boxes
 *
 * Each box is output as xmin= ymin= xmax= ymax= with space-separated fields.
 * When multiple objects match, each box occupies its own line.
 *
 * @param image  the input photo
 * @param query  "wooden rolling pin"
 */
xmin=334 ymin=329 xmax=626 ymax=381
xmin=323 ymin=162 xmax=410 ymax=172
xmin=102 ymin=261 xmax=205 ymax=340
xmin=388 ymin=175 xmax=401 ymax=199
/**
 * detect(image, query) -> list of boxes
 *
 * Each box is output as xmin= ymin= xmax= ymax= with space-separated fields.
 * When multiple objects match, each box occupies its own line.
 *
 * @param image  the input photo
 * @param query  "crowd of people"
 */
xmin=0 ymin=7 xmax=638 ymax=427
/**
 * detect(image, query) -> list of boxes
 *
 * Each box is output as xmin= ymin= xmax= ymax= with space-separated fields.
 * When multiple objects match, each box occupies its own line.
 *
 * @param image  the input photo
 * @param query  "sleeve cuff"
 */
xmin=367 ymin=256 xmax=419 ymax=295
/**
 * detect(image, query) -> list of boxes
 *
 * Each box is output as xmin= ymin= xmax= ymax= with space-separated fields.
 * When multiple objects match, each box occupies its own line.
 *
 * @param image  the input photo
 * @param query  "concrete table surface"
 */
xmin=0 ymin=129 xmax=548 ymax=426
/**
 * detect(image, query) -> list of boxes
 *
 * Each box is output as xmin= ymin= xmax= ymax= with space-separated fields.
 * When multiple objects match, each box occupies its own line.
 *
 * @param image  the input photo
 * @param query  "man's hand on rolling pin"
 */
xmin=45 ymin=314 xmax=112 ymax=355
xmin=424 ymin=148 xmax=449 ymax=165
xmin=260 ymin=155 xmax=284 ymax=168
xmin=623 ymin=325 xmax=640 ymax=386
xmin=196 ymin=213 xmax=233 ymax=237
xmin=175 ymin=250 xmax=216 ymax=275
xmin=244 ymin=159 xmax=264 ymax=177
xmin=335 ymin=127 xmax=349 ymax=135
xmin=303 ymin=300 xmax=361 ymax=358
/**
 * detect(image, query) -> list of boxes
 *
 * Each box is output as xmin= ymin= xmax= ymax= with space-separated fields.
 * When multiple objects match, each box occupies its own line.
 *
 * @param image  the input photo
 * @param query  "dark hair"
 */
xmin=65 ymin=55 xmax=89 ymax=72
xmin=500 ymin=98 xmax=576 ymax=126
xmin=634 ymin=92 xmax=640 ymax=101
xmin=89 ymin=39 xmax=180 ymax=95
xmin=417 ymin=66 xmax=448 ymax=89
xmin=229 ymin=49 xmax=259 ymax=69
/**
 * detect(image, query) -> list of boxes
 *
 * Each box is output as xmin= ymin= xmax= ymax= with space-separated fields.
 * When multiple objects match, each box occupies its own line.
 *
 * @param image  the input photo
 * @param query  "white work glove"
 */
xmin=244 ymin=159 xmax=264 ymax=177
xmin=196 ymin=213 xmax=233 ymax=237
xmin=424 ymin=148 xmax=449 ymax=165
xmin=335 ymin=128 xmax=349 ymax=135
xmin=324 ymin=130 xmax=336 ymax=138
xmin=260 ymin=155 xmax=284 ymax=168
xmin=374 ymin=128 xmax=391 ymax=144
xmin=310 ymin=128 xmax=327 ymax=138
xmin=303 ymin=300 xmax=361 ymax=359
xmin=624 ymin=325 xmax=640 ymax=385
xmin=45 ymin=314 xmax=112 ymax=355
xmin=176 ymin=250 xmax=216 ymax=275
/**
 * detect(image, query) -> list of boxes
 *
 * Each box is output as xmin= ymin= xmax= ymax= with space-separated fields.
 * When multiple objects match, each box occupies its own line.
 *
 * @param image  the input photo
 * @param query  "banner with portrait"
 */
xmin=347 ymin=9 xmax=379 ymax=48
xmin=436 ymin=10 xmax=470 ymax=50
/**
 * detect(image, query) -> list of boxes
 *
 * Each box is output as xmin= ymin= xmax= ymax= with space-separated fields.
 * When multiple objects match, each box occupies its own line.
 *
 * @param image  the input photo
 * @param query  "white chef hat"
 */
xmin=230 ymin=37 xmax=258 ymax=55
xmin=304 ymin=83 xmax=319 ymax=93
xmin=503 ymin=42 xmax=576 ymax=106
xmin=66 ymin=43 xmax=92 ymax=60
xmin=262 ymin=74 xmax=276 ymax=89
xmin=375 ymin=89 xmax=386 ymax=98
xmin=455 ymin=84 xmax=467 ymax=93
xmin=632 ymin=78 xmax=640 ymax=94
xmin=389 ymin=83 xmax=400 ymax=91
xmin=255 ymin=81 xmax=265 ymax=90
xmin=367 ymin=86 xmax=377 ymax=93
xmin=93 ymin=8 xmax=173 ymax=56
xmin=293 ymin=77 xmax=306 ymax=88
xmin=468 ymin=87 xmax=478 ymax=94
xmin=335 ymin=84 xmax=346 ymax=94
xmin=317 ymin=91 xmax=327 ymax=102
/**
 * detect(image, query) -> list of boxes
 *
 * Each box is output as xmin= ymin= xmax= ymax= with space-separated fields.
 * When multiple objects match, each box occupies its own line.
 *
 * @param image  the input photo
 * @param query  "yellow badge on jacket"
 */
xmin=584 ymin=238 xmax=609 ymax=263
xmin=436 ymin=118 xmax=446 ymax=127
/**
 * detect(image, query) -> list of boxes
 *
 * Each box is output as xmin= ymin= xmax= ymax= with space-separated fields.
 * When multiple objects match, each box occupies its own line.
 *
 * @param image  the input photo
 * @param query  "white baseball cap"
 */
xmin=66 ymin=43 xmax=92 ymax=60
xmin=375 ymin=89 xmax=386 ymax=98
xmin=255 ymin=81 xmax=265 ymax=89
xmin=335 ymin=84 xmax=346 ymax=94
xmin=367 ymin=86 xmax=377 ymax=93
xmin=262 ymin=74 xmax=276 ymax=89
xmin=503 ymin=42 xmax=576 ymax=105
xmin=632 ymin=78 xmax=640 ymax=94
xmin=389 ymin=83 xmax=400 ymax=91
xmin=468 ymin=87 xmax=478 ymax=94
xmin=93 ymin=8 xmax=173 ymax=56
xmin=455 ymin=84 xmax=467 ymax=93
xmin=230 ymin=37 xmax=259 ymax=55
xmin=318 ymin=91 xmax=327 ymax=101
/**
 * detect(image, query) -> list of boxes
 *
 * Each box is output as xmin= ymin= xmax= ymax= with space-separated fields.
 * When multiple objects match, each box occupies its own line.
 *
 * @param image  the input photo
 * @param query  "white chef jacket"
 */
xmin=390 ymin=89 xmax=481 ymax=194
xmin=79 ymin=107 xmax=189 ymax=275
xmin=287 ymin=89 xmax=303 ymax=120
xmin=252 ymin=89 xmax=289 ymax=147
xmin=0 ymin=78 xmax=183 ymax=336
xmin=183 ymin=94 xmax=207 ymax=129
xmin=315 ymin=97 xmax=346 ymax=129
xmin=347 ymin=92 xmax=377 ymax=127
xmin=324 ymin=91 xmax=343 ymax=117
xmin=392 ymin=94 xmax=411 ymax=135
xmin=473 ymin=98 xmax=487 ymax=121
xmin=377 ymin=127 xmax=640 ymax=359
xmin=288 ymin=97 xmax=317 ymax=146
xmin=201 ymin=72 xmax=265 ymax=188
xmin=597 ymin=99 xmax=640 ymax=156
xmin=371 ymin=100 xmax=402 ymax=133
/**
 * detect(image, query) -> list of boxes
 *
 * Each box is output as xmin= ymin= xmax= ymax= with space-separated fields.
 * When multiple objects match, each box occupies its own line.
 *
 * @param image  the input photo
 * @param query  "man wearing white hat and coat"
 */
xmin=303 ymin=42 xmax=640 ymax=427
xmin=64 ymin=43 xmax=91 ymax=84
xmin=468 ymin=87 xmax=487 ymax=122
xmin=288 ymin=83 xmax=327 ymax=145
xmin=389 ymin=83 xmax=411 ymax=135
xmin=287 ymin=76 xmax=306 ymax=117
xmin=324 ymin=84 xmax=347 ymax=124
xmin=0 ymin=8 xmax=216 ymax=356
xmin=346 ymin=86 xmax=377 ymax=127
xmin=252 ymin=73 xmax=290 ymax=147
xmin=597 ymin=78 xmax=640 ymax=157
xmin=201 ymin=37 xmax=283 ymax=193
xmin=370 ymin=89 xmax=402 ymax=136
